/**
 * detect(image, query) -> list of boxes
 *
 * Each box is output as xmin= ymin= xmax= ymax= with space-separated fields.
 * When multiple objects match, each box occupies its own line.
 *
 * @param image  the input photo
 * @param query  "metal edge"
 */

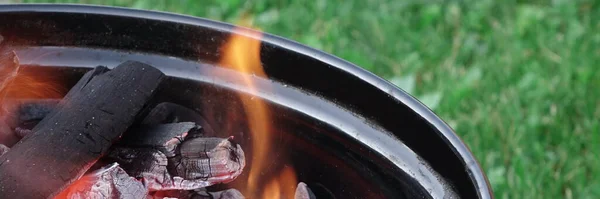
xmin=0 ymin=3 xmax=493 ymax=198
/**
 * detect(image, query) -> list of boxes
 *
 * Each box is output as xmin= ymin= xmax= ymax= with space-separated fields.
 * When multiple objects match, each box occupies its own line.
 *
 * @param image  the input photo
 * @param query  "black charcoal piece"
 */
xmin=116 ymin=122 xmax=199 ymax=157
xmin=0 ymin=61 xmax=165 ymax=199
xmin=17 ymin=99 xmax=60 ymax=123
xmin=142 ymin=102 xmax=216 ymax=136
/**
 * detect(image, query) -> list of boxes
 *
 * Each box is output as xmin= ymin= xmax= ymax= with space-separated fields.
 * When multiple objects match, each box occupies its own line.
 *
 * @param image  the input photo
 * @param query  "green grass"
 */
xmin=16 ymin=0 xmax=600 ymax=198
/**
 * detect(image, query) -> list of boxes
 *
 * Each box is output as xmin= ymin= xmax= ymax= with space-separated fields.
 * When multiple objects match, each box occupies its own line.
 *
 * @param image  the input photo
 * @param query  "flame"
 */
xmin=263 ymin=166 xmax=298 ymax=199
xmin=219 ymin=19 xmax=298 ymax=198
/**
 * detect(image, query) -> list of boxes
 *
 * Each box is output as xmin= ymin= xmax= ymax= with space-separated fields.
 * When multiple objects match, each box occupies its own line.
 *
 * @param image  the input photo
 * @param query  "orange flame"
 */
xmin=263 ymin=166 xmax=298 ymax=199
xmin=219 ymin=19 xmax=298 ymax=198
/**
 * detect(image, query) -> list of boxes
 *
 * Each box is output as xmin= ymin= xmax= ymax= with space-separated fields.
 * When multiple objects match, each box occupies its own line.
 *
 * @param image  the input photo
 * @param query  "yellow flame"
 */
xmin=219 ymin=19 xmax=272 ymax=198
xmin=219 ymin=19 xmax=299 ymax=198
xmin=263 ymin=179 xmax=282 ymax=199
xmin=263 ymin=166 xmax=298 ymax=199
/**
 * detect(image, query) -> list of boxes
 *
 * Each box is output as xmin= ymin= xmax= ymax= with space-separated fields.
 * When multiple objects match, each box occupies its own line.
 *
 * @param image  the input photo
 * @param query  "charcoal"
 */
xmin=57 ymin=163 xmax=148 ymax=199
xmin=116 ymin=122 xmax=199 ymax=157
xmin=142 ymin=102 xmax=216 ymax=137
xmin=295 ymin=182 xmax=317 ymax=199
xmin=0 ymin=61 xmax=165 ymax=199
xmin=107 ymin=133 xmax=245 ymax=191
xmin=0 ymin=99 xmax=59 ymax=141
xmin=171 ymin=137 xmax=245 ymax=181
xmin=17 ymin=99 xmax=60 ymax=124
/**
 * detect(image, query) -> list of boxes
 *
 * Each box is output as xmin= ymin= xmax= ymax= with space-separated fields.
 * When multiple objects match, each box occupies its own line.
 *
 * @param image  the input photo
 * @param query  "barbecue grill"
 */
xmin=0 ymin=4 xmax=492 ymax=199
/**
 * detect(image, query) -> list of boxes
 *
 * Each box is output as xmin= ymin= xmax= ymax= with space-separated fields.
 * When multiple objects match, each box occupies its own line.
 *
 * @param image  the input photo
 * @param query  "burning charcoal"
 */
xmin=57 ymin=163 xmax=148 ymax=199
xmin=295 ymin=182 xmax=317 ymax=199
xmin=0 ymin=144 xmax=8 ymax=156
xmin=0 ymin=61 xmax=165 ymax=199
xmin=142 ymin=102 xmax=216 ymax=137
xmin=107 ymin=124 xmax=245 ymax=191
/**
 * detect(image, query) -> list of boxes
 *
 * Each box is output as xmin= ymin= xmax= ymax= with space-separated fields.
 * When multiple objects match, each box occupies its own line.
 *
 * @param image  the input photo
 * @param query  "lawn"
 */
xmin=16 ymin=0 xmax=600 ymax=198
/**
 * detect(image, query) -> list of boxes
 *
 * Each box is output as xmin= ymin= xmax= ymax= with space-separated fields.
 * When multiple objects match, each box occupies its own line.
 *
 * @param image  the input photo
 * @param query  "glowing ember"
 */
xmin=219 ymin=19 xmax=298 ymax=198
xmin=53 ymin=172 xmax=96 ymax=199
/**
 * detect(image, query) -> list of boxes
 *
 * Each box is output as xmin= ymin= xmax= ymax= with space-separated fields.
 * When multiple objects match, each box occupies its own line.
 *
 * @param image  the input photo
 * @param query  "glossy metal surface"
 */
xmin=0 ymin=4 xmax=492 ymax=199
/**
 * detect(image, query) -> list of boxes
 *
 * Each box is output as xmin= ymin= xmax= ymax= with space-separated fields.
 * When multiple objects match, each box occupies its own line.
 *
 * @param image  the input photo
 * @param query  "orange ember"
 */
xmin=219 ymin=19 xmax=298 ymax=198
xmin=52 ymin=174 xmax=95 ymax=199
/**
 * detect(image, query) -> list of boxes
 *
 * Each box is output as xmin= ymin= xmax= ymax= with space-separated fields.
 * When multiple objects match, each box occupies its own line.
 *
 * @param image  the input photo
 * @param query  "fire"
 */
xmin=219 ymin=19 xmax=298 ymax=198
xmin=263 ymin=166 xmax=299 ymax=199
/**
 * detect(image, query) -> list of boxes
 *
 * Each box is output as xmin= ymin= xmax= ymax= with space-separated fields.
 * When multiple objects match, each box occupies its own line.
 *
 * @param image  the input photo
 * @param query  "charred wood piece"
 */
xmin=0 ymin=61 xmax=165 ymax=199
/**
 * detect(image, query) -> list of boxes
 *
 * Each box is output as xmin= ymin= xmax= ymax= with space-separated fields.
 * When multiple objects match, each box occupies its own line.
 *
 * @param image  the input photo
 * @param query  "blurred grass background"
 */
xmin=14 ymin=0 xmax=600 ymax=198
